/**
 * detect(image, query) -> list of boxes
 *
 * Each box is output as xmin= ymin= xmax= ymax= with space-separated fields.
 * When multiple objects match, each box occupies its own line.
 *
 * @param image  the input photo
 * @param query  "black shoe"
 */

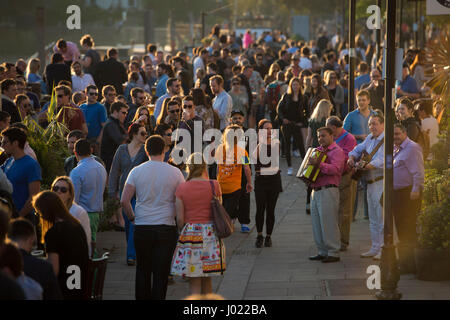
xmin=306 ymin=209 xmax=311 ymax=215
xmin=264 ymin=236 xmax=272 ymax=247
xmin=322 ymin=256 xmax=340 ymax=263
xmin=340 ymin=245 xmax=348 ymax=252
xmin=127 ymin=259 xmax=135 ymax=266
xmin=309 ymin=255 xmax=326 ymax=261
xmin=255 ymin=235 xmax=264 ymax=248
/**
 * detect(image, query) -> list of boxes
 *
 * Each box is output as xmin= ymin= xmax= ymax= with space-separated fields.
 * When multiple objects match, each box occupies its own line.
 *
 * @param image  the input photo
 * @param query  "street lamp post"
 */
xmin=376 ymin=0 xmax=382 ymax=62
xmin=376 ymin=0 xmax=402 ymax=300
xmin=348 ymin=0 xmax=356 ymax=112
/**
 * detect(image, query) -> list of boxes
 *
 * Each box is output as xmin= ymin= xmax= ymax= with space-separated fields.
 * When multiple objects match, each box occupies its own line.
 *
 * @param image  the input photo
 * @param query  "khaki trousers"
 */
xmin=338 ymin=172 xmax=357 ymax=248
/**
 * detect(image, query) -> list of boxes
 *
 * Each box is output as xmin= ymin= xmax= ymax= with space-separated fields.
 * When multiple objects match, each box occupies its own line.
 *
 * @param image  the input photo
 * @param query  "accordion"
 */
xmin=296 ymin=148 xmax=327 ymax=184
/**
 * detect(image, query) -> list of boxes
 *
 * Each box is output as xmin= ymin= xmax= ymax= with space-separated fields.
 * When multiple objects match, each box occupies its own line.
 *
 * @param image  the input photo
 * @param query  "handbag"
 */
xmin=209 ymin=180 xmax=233 ymax=239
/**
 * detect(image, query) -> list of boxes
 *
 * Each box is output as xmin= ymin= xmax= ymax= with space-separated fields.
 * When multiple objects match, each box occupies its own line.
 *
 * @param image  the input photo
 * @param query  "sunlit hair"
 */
xmin=324 ymin=70 xmax=338 ymax=86
xmin=32 ymin=190 xmax=80 ymax=243
xmin=222 ymin=124 xmax=244 ymax=149
xmin=268 ymin=62 xmax=281 ymax=77
xmin=51 ymin=176 xmax=75 ymax=209
xmin=132 ymin=106 xmax=150 ymax=124
xmin=286 ymin=77 xmax=302 ymax=95
xmin=310 ymin=99 xmax=332 ymax=122
xmin=186 ymin=152 xmax=207 ymax=181
xmin=26 ymin=58 xmax=40 ymax=79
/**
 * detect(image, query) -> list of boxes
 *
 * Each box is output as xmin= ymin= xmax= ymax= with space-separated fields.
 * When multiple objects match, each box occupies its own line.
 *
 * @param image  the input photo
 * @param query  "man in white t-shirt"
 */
xmin=121 ymin=135 xmax=185 ymax=300
xmin=193 ymin=48 xmax=209 ymax=83
xmin=415 ymin=100 xmax=439 ymax=159
xmin=299 ymin=46 xmax=312 ymax=70
xmin=71 ymin=61 xmax=95 ymax=93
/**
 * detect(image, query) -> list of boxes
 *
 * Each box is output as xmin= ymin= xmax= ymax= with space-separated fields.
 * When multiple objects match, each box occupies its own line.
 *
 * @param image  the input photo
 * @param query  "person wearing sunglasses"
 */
xmin=79 ymin=84 xmax=107 ymax=155
xmin=154 ymin=123 xmax=173 ymax=162
xmin=14 ymin=94 xmax=33 ymax=121
xmin=179 ymin=95 xmax=205 ymax=154
xmin=157 ymin=99 xmax=182 ymax=131
xmin=100 ymin=101 xmax=129 ymax=173
xmin=51 ymin=176 xmax=91 ymax=257
xmin=109 ymin=123 xmax=148 ymax=266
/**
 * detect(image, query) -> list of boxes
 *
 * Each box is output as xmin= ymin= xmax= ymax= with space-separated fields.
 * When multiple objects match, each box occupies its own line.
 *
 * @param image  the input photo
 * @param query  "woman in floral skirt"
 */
xmin=171 ymin=153 xmax=226 ymax=295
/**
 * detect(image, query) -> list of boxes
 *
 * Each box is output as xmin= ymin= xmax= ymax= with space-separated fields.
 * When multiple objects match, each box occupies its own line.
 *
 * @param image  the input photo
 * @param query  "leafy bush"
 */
xmin=418 ymin=197 xmax=450 ymax=251
xmin=23 ymin=90 xmax=69 ymax=189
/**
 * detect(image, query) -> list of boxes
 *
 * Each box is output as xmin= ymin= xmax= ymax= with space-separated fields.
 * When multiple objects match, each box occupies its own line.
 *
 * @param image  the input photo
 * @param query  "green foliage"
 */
xmin=98 ymin=198 xmax=121 ymax=232
xmin=23 ymin=89 xmax=69 ymax=189
xmin=418 ymin=197 xmax=450 ymax=251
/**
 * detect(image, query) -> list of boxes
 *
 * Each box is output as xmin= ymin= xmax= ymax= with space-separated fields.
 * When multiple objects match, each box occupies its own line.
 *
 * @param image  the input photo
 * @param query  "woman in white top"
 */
xmin=51 ymin=176 xmax=92 ymax=256
xmin=415 ymin=100 xmax=439 ymax=160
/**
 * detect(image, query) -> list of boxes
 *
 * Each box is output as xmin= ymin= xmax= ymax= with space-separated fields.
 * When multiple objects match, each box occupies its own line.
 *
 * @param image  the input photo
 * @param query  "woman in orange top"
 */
xmin=215 ymin=125 xmax=253 ymax=223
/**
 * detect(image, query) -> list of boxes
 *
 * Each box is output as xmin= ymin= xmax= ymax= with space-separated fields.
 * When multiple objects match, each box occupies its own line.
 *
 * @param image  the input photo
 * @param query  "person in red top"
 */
xmin=307 ymin=127 xmax=345 ymax=263
xmin=54 ymin=85 xmax=88 ymax=135
xmin=171 ymin=153 xmax=226 ymax=296
xmin=326 ymin=116 xmax=357 ymax=251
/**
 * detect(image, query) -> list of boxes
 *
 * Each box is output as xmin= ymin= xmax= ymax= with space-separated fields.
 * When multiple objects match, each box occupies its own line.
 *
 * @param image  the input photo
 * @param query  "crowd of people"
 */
xmin=0 ymin=24 xmax=445 ymax=300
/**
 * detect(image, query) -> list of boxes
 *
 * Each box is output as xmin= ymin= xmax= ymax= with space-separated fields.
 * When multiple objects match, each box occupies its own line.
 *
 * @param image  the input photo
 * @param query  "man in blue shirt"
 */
xmin=79 ymin=85 xmax=107 ymax=154
xmin=396 ymin=64 xmax=420 ymax=100
xmin=155 ymin=64 xmax=170 ymax=98
xmin=1 ymin=127 xmax=41 ymax=221
xmin=343 ymin=90 xmax=377 ymax=144
xmin=70 ymin=139 xmax=107 ymax=257
xmin=344 ymin=90 xmax=376 ymax=222
xmin=354 ymin=62 xmax=371 ymax=91
xmin=152 ymin=78 xmax=181 ymax=122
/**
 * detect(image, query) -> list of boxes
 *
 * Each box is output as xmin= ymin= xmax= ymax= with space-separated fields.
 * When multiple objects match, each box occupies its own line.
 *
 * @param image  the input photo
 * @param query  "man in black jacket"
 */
xmin=95 ymin=48 xmax=128 ymax=95
xmin=44 ymin=53 xmax=71 ymax=94
xmin=8 ymin=218 xmax=62 ymax=300
xmin=100 ymin=101 xmax=128 ymax=172
xmin=0 ymin=79 xmax=21 ymax=123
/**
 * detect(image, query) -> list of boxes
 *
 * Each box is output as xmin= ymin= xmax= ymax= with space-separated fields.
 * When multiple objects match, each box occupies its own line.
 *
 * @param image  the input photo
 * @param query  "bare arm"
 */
xmin=19 ymin=181 xmax=41 ymax=217
xmin=244 ymin=165 xmax=253 ymax=193
xmin=175 ymin=197 xmax=185 ymax=231
xmin=47 ymin=253 xmax=59 ymax=276
xmin=305 ymin=127 xmax=312 ymax=149
xmin=120 ymin=183 xmax=136 ymax=222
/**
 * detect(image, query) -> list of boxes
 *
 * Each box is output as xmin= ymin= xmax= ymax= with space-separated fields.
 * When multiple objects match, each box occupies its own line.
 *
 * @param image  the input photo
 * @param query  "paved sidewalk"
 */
xmin=97 ymin=157 xmax=450 ymax=300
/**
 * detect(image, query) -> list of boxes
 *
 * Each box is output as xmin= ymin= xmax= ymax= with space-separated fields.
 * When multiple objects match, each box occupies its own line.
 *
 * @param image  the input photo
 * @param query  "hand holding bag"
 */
xmin=209 ymin=180 xmax=233 ymax=239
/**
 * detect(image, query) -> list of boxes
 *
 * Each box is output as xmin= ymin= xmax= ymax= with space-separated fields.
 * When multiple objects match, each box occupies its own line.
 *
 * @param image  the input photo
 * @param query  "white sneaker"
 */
xmin=373 ymin=253 xmax=382 ymax=260
xmin=293 ymin=150 xmax=300 ymax=158
xmin=360 ymin=251 xmax=378 ymax=258
xmin=287 ymin=167 xmax=293 ymax=176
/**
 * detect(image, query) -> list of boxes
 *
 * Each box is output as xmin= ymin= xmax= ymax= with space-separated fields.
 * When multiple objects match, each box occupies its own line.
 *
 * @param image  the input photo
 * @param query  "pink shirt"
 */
xmin=310 ymin=142 xmax=345 ymax=188
xmin=243 ymin=33 xmax=253 ymax=49
xmin=334 ymin=129 xmax=357 ymax=173
xmin=175 ymin=180 xmax=222 ymax=224
xmin=53 ymin=41 xmax=80 ymax=62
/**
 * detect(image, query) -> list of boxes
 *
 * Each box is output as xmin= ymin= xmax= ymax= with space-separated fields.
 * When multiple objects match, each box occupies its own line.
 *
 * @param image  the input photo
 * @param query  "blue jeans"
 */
xmin=122 ymin=197 xmax=136 ymax=260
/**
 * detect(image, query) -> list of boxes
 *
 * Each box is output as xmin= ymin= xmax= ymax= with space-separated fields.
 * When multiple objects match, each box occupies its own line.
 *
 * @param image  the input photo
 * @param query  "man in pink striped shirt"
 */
xmin=307 ymin=127 xmax=345 ymax=263
xmin=326 ymin=116 xmax=357 ymax=252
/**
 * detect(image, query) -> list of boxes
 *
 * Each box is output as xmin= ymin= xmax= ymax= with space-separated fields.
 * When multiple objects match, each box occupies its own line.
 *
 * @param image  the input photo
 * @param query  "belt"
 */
xmin=313 ymin=184 xmax=338 ymax=191
xmin=366 ymin=176 xmax=383 ymax=184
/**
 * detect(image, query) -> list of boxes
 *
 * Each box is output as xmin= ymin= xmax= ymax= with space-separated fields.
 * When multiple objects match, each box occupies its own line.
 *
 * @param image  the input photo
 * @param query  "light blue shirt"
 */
xmin=212 ymin=90 xmax=233 ymax=130
xmin=349 ymin=132 xmax=384 ymax=180
xmin=70 ymin=156 xmax=107 ymax=213
xmin=154 ymin=92 xmax=170 ymax=120
xmin=155 ymin=74 xmax=169 ymax=98
xmin=354 ymin=73 xmax=371 ymax=90
xmin=343 ymin=109 xmax=377 ymax=144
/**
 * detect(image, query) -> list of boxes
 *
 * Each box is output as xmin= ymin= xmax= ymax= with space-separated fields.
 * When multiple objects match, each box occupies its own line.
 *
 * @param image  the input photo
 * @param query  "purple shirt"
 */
xmin=393 ymin=137 xmax=424 ymax=193
xmin=334 ymin=129 xmax=357 ymax=173
xmin=53 ymin=41 xmax=80 ymax=62
xmin=311 ymin=142 xmax=345 ymax=188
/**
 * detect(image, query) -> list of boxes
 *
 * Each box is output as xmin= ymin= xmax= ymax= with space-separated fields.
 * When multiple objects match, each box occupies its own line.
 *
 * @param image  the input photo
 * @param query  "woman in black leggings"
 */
xmin=253 ymin=119 xmax=283 ymax=248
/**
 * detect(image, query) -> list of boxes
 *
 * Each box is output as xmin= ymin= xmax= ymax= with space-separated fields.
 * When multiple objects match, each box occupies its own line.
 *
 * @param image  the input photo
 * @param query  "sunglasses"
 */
xmin=23 ymin=103 xmax=32 ymax=108
xmin=169 ymin=109 xmax=180 ymax=114
xmin=232 ymin=82 xmax=240 ymax=85
xmin=57 ymin=94 xmax=65 ymax=98
xmin=89 ymin=92 xmax=98 ymax=96
xmin=165 ymin=132 xmax=172 ymax=137
xmin=52 ymin=186 xmax=68 ymax=193
xmin=121 ymin=111 xmax=127 ymax=115
xmin=183 ymin=104 xmax=193 ymax=109
xmin=139 ymin=131 xmax=147 ymax=137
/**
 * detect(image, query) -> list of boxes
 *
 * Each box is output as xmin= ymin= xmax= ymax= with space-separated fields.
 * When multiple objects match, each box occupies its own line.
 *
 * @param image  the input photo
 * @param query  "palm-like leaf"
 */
xmin=425 ymin=30 xmax=450 ymax=100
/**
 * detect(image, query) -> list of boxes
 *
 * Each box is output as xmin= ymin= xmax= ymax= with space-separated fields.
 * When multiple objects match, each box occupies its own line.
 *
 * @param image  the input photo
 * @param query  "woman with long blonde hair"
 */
xmin=51 ymin=176 xmax=91 ymax=256
xmin=171 ymin=153 xmax=226 ymax=295
xmin=264 ymin=62 xmax=281 ymax=85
